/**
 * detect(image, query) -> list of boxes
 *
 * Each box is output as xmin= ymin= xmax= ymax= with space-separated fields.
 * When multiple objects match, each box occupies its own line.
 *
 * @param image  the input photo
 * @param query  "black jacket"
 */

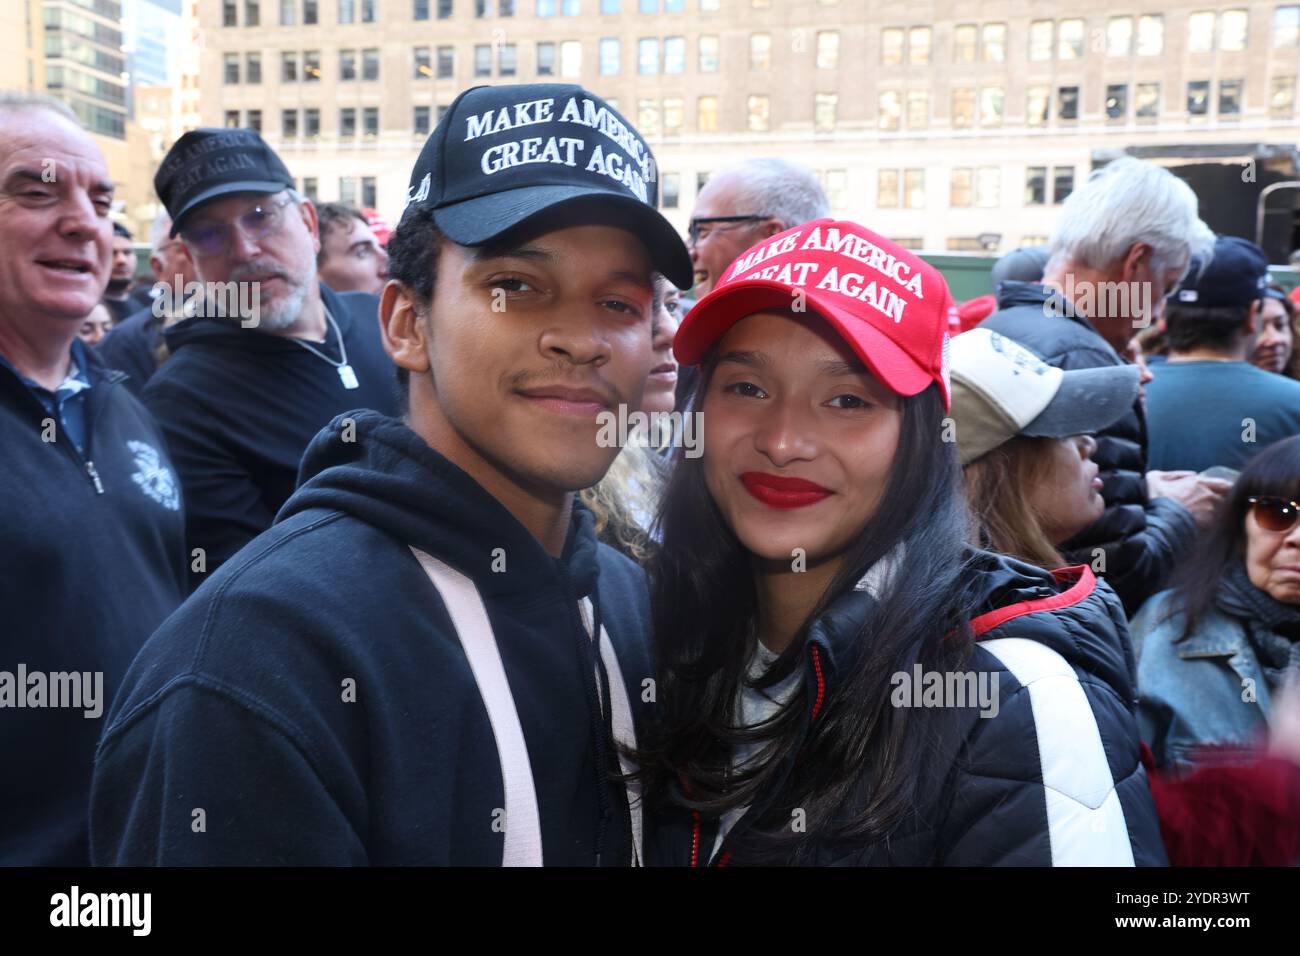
xmin=652 ymin=551 xmax=1168 ymax=866
xmin=96 ymin=304 xmax=164 ymax=397
xmin=980 ymin=282 xmax=1197 ymax=613
xmin=91 ymin=411 xmax=652 ymax=865
xmin=0 ymin=343 xmax=186 ymax=865
xmin=140 ymin=284 xmax=398 ymax=588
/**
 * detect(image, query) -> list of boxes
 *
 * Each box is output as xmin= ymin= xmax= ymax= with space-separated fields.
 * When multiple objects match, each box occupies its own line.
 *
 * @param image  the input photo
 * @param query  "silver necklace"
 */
xmin=290 ymin=305 xmax=359 ymax=389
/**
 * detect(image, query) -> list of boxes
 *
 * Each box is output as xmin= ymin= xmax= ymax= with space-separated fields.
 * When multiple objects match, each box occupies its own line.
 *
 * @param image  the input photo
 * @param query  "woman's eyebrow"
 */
xmin=815 ymin=358 xmax=868 ymax=376
xmin=716 ymin=350 xmax=769 ymax=369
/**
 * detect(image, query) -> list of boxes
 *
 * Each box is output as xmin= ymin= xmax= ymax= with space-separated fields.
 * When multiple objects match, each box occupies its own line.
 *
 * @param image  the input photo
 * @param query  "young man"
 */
xmin=91 ymin=83 xmax=692 ymax=865
xmin=316 ymin=202 xmax=388 ymax=295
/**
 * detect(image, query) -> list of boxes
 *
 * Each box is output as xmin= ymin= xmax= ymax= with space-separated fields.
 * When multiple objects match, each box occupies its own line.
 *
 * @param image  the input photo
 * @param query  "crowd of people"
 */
xmin=2 ymin=80 xmax=1299 ymax=868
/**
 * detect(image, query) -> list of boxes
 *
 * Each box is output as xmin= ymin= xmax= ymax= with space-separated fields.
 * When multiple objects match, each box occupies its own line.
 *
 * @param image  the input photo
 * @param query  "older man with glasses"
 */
xmin=141 ymin=127 xmax=397 ymax=589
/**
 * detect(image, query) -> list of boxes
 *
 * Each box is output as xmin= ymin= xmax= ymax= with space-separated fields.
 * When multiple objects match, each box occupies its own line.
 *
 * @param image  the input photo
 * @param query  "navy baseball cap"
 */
xmin=155 ymin=128 xmax=296 ymax=237
xmin=1170 ymin=235 xmax=1270 ymax=308
xmin=400 ymin=83 xmax=692 ymax=289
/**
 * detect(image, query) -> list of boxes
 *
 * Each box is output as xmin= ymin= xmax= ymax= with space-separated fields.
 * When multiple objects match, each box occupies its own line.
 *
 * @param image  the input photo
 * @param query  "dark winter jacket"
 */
xmin=980 ymin=281 xmax=1197 ymax=613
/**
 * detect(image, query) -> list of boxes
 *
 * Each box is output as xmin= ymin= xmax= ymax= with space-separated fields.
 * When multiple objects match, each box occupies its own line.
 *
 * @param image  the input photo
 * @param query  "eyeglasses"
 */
xmin=181 ymin=195 xmax=295 ymax=259
xmin=1247 ymin=495 xmax=1300 ymax=533
xmin=688 ymin=214 xmax=770 ymax=245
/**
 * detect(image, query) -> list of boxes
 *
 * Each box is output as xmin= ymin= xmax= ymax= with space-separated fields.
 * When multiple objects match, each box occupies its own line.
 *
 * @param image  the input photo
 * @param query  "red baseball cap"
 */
xmin=674 ymin=218 xmax=955 ymax=409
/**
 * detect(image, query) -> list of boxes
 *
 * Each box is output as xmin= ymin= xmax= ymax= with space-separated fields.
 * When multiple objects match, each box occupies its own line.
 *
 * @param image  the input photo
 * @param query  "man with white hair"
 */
xmin=0 ymin=92 xmax=185 ymax=864
xmin=96 ymin=210 xmax=195 ymax=395
xmin=687 ymin=157 xmax=830 ymax=299
xmin=982 ymin=156 xmax=1228 ymax=613
xmin=142 ymin=128 xmax=397 ymax=588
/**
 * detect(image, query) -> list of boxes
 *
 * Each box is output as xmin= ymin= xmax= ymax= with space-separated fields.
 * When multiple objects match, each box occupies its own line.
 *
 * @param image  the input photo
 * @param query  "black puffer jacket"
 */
xmin=980 ymin=281 xmax=1197 ymax=613
xmin=650 ymin=549 xmax=1168 ymax=866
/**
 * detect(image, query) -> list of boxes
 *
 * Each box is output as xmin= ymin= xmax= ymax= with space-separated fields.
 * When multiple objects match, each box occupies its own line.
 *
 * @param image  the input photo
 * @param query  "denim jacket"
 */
xmin=1131 ymin=590 xmax=1273 ymax=772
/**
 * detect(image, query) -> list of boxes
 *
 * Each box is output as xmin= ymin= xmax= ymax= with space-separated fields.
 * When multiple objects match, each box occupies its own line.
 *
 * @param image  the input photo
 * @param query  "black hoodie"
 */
xmin=140 ymin=284 xmax=398 ymax=588
xmin=91 ymin=411 xmax=652 ymax=865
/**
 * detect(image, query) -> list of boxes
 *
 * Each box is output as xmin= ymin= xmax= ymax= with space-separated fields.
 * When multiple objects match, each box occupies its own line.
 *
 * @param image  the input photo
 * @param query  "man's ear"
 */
xmin=379 ymin=281 xmax=431 ymax=375
xmin=1119 ymin=242 xmax=1154 ymax=285
xmin=1244 ymin=299 xmax=1262 ymax=336
xmin=755 ymin=218 xmax=784 ymax=241
xmin=298 ymin=196 xmax=321 ymax=258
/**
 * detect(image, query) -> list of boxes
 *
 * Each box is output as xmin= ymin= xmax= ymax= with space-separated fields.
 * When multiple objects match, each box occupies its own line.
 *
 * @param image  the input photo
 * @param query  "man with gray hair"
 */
xmin=982 ymin=156 xmax=1228 ymax=613
xmin=142 ymin=127 xmax=396 ymax=588
xmin=687 ymin=157 xmax=829 ymax=298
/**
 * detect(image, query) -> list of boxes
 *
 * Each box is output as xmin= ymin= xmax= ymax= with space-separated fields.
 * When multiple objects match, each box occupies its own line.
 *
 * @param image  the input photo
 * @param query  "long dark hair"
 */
xmin=1163 ymin=435 xmax=1300 ymax=640
xmin=639 ymin=347 xmax=979 ymax=864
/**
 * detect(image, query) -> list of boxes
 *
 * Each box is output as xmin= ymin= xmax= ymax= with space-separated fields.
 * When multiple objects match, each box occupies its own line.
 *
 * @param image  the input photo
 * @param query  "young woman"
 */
xmin=948 ymin=334 xmax=1300 ymax=866
xmin=641 ymin=219 xmax=1166 ymax=866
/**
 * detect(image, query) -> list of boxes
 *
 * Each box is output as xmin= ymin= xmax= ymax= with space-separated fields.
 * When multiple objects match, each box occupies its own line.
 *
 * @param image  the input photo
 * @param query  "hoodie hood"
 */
xmin=279 ymin=410 xmax=600 ymax=603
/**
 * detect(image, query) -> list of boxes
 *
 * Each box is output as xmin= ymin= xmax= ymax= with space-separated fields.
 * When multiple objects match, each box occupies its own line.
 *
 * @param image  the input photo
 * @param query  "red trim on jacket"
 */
xmin=968 ymin=565 xmax=1096 ymax=638
xmin=809 ymin=644 xmax=826 ymax=723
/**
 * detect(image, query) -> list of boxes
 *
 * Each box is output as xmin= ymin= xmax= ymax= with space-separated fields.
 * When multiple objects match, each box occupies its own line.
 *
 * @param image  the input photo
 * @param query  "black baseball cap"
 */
xmin=1170 ymin=235 xmax=1270 ymax=308
xmin=400 ymin=83 xmax=692 ymax=289
xmin=154 ymin=128 xmax=296 ymax=237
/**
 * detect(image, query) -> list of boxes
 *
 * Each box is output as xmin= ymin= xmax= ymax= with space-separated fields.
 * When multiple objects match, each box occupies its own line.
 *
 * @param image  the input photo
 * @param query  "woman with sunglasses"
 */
xmin=1133 ymin=436 xmax=1300 ymax=772
xmin=641 ymin=220 xmax=1166 ymax=866
xmin=948 ymin=335 xmax=1300 ymax=865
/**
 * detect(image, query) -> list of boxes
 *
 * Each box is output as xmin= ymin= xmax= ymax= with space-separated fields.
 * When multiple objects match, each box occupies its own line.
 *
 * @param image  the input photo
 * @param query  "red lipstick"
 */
xmin=740 ymin=472 xmax=833 ymax=510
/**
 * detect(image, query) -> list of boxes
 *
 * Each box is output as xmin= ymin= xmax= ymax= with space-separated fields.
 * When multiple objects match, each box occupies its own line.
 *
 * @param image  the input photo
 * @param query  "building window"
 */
xmin=976 ymin=167 xmax=1000 ymax=207
xmin=340 ymin=107 xmax=357 ymax=138
xmin=282 ymin=52 xmax=298 ymax=82
xmin=1135 ymin=82 xmax=1160 ymax=119
xmin=414 ymin=105 xmax=431 ymax=134
xmin=1187 ymin=79 xmax=1210 ymax=115
xmin=1058 ymin=19 xmax=1084 ymax=59
xmin=698 ymin=35 xmax=719 ymax=71
xmin=224 ymin=109 xmax=240 ymax=128
xmin=747 ymin=94 xmax=769 ymax=131
xmin=662 ymin=171 xmax=679 ymax=209
xmin=541 ymin=41 xmax=558 ymax=76
xmin=950 ymin=168 xmax=973 ymax=207
xmin=664 ymin=97 xmax=683 ymax=134
xmin=878 ymin=169 xmax=900 ymax=207
xmin=281 ymin=0 xmax=296 ymax=24
xmin=882 ymin=27 xmax=904 ymax=65
xmin=304 ymin=0 xmax=319 ymax=23
xmin=474 ymin=0 xmax=488 ymax=16
xmin=363 ymin=49 xmax=379 ymax=80
xmin=1053 ymin=167 xmax=1074 ymax=203
xmin=301 ymin=176 xmax=318 ymax=201
xmin=601 ymin=0 xmax=620 ymax=10
xmin=1106 ymin=83 xmax=1127 ymax=121
xmin=824 ymin=170 xmax=847 ymax=209
xmin=1138 ymin=14 xmax=1164 ymax=54
xmin=282 ymin=108 xmax=298 ymax=138
xmin=815 ymin=92 xmax=837 ymax=132
xmin=664 ymin=36 xmax=685 ymax=73
xmin=438 ymin=0 xmax=453 ymax=16
xmin=223 ymin=1 xmax=237 ymax=26
xmin=979 ymin=87 xmax=1004 ymax=127
xmin=1188 ymin=11 xmax=1215 ymax=53
xmin=1221 ymin=10 xmax=1248 ymax=51
xmin=1219 ymin=78 xmax=1243 ymax=115
xmin=363 ymin=107 xmax=378 ymax=137
xmin=562 ymin=0 xmax=579 ymax=14
xmin=499 ymin=44 xmax=517 ymax=76
xmin=1107 ymin=16 xmax=1132 ymax=56
xmin=247 ymin=53 xmax=262 ymax=84
xmin=362 ymin=176 xmax=376 ymax=208
xmin=560 ymin=40 xmax=582 ymax=76
xmin=341 ymin=50 xmax=357 ymax=81
xmin=750 ymin=33 xmax=771 ymax=70
xmin=908 ymin=26 xmax=931 ymax=64
xmin=639 ymin=38 xmax=660 ymax=74
xmin=817 ymin=31 xmax=839 ymax=69
xmin=906 ymin=90 xmax=928 ymax=128
xmin=951 ymin=87 xmax=974 ymax=128
xmin=904 ymin=168 xmax=925 ymax=209
xmin=538 ymin=0 xmax=555 ymax=12
xmin=952 ymin=24 xmax=976 ymax=64
xmin=878 ymin=90 xmax=901 ymax=131
xmin=1275 ymin=6 xmax=1300 ymax=47
xmin=982 ymin=23 xmax=1006 ymax=62
xmin=304 ymin=51 xmax=321 ymax=81
xmin=304 ymin=108 xmax=320 ymax=138
xmin=1026 ymin=85 xmax=1050 ymax=126
xmin=638 ymin=99 xmax=659 ymax=137
xmin=1057 ymin=85 xmax=1079 ymax=121
xmin=639 ymin=0 xmax=657 ymax=10
xmin=1029 ymin=20 xmax=1053 ymax=61
xmin=247 ymin=109 xmax=262 ymax=133
xmin=698 ymin=95 xmax=718 ymax=131
xmin=339 ymin=0 xmax=355 ymax=23
xmin=224 ymin=53 xmax=240 ymax=84
xmin=438 ymin=46 xmax=454 ymax=78
xmin=414 ymin=0 xmax=429 ymax=19
xmin=1025 ymin=166 xmax=1047 ymax=205
xmin=1271 ymin=76 xmax=1296 ymax=116
xmin=340 ymin=177 xmax=357 ymax=205
xmin=475 ymin=44 xmax=491 ymax=77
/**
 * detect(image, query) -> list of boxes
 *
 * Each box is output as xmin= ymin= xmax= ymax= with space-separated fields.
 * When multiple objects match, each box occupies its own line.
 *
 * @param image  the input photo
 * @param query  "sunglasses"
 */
xmin=181 ymin=194 xmax=295 ymax=259
xmin=687 ymin=214 xmax=770 ymax=245
xmin=1247 ymin=496 xmax=1300 ymax=532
